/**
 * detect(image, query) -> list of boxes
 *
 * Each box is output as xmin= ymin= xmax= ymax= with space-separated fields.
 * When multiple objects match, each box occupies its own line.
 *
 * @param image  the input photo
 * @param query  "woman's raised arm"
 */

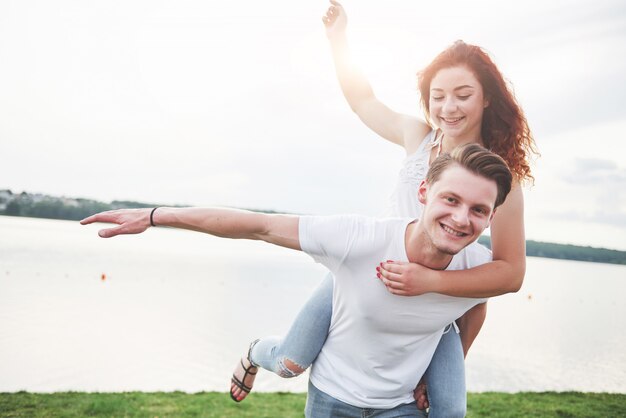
xmin=323 ymin=0 xmax=429 ymax=152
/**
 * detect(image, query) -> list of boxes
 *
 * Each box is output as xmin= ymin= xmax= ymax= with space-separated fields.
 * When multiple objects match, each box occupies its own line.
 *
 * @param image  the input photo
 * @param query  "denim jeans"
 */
xmin=305 ymin=381 xmax=427 ymax=418
xmin=423 ymin=325 xmax=466 ymax=417
xmin=250 ymin=273 xmax=334 ymax=376
xmin=250 ymin=274 xmax=466 ymax=417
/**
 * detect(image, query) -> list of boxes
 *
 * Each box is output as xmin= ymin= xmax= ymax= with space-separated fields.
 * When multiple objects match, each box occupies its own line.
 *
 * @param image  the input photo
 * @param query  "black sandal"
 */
xmin=230 ymin=339 xmax=259 ymax=402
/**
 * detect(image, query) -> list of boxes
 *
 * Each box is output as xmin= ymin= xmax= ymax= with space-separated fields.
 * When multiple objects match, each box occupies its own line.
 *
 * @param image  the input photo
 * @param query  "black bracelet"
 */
xmin=150 ymin=207 xmax=159 ymax=227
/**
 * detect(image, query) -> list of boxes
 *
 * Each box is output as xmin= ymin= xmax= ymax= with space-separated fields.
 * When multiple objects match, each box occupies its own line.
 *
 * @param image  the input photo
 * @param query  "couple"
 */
xmin=82 ymin=144 xmax=511 ymax=417
xmin=82 ymin=1 xmax=537 ymax=416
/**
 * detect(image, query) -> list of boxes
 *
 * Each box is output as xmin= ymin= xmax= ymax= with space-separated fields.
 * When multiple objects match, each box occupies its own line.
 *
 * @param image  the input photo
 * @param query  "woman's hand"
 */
xmin=376 ymin=260 xmax=439 ymax=296
xmin=80 ymin=208 xmax=152 ymax=238
xmin=322 ymin=0 xmax=347 ymax=39
xmin=414 ymin=377 xmax=429 ymax=410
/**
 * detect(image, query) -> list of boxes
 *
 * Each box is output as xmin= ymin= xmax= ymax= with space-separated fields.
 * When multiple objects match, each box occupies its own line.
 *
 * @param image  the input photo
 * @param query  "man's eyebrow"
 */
xmin=441 ymin=191 xmax=492 ymax=209
xmin=439 ymin=191 xmax=462 ymax=199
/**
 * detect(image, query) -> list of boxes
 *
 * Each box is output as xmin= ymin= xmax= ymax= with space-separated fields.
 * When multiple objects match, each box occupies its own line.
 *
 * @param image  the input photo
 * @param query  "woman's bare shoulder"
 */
xmin=401 ymin=118 xmax=432 ymax=155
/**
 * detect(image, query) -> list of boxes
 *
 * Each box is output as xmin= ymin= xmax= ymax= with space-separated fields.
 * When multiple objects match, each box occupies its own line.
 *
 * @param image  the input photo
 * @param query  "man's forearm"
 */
xmin=153 ymin=207 xmax=265 ymax=238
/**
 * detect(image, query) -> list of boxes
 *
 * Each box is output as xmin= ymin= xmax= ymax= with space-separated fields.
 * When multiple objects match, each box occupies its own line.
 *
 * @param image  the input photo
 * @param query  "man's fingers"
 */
xmin=80 ymin=214 xmax=102 ymax=225
xmin=80 ymin=210 xmax=119 ymax=226
xmin=98 ymin=225 xmax=126 ymax=238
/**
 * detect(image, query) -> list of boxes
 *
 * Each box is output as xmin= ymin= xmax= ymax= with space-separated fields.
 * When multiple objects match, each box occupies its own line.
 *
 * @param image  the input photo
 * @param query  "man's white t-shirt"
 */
xmin=299 ymin=214 xmax=492 ymax=409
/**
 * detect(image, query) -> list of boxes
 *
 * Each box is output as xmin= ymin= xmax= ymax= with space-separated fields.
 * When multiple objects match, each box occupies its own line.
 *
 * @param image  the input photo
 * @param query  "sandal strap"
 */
xmin=231 ymin=354 xmax=258 ymax=394
xmin=231 ymin=374 xmax=252 ymax=393
xmin=240 ymin=359 xmax=257 ymax=376
xmin=229 ymin=338 xmax=261 ymax=402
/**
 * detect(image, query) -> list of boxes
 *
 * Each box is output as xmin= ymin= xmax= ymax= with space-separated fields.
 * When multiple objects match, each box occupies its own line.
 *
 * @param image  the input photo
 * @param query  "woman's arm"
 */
xmin=456 ymin=303 xmax=487 ymax=357
xmin=378 ymin=185 xmax=526 ymax=298
xmin=323 ymin=0 xmax=429 ymax=151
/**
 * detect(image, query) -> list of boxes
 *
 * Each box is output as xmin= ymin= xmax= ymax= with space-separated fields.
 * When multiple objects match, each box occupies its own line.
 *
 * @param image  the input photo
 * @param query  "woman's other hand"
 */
xmin=322 ymin=0 xmax=347 ymax=39
xmin=414 ymin=378 xmax=429 ymax=410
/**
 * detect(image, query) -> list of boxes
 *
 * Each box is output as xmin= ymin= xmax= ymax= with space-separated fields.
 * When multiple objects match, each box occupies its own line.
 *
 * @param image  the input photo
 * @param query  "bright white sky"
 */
xmin=1 ymin=0 xmax=625 ymax=250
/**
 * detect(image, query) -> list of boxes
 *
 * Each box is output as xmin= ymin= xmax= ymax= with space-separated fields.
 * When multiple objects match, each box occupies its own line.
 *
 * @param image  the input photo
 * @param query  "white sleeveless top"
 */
xmin=384 ymin=131 xmax=439 ymax=218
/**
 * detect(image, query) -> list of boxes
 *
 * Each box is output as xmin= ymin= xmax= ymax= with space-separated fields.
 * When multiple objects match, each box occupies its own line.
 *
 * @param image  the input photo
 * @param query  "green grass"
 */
xmin=466 ymin=392 xmax=626 ymax=417
xmin=0 ymin=391 xmax=624 ymax=417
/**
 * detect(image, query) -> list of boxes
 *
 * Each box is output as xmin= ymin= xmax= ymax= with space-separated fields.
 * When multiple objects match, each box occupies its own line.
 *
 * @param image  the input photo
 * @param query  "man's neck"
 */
xmin=404 ymin=221 xmax=453 ymax=270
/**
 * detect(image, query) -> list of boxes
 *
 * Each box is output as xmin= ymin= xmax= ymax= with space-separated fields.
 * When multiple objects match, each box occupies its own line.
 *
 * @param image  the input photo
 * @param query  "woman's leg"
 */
xmin=423 ymin=324 xmax=466 ymax=418
xmin=230 ymin=273 xmax=333 ymax=401
xmin=252 ymin=273 xmax=334 ymax=376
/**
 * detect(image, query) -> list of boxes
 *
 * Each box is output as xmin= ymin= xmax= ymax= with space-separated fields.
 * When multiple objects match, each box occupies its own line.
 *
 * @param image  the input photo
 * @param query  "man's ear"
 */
xmin=417 ymin=180 xmax=429 ymax=205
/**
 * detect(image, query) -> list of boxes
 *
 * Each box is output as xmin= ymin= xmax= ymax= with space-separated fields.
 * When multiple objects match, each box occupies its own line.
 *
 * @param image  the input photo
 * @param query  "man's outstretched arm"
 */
xmin=80 ymin=207 xmax=301 ymax=250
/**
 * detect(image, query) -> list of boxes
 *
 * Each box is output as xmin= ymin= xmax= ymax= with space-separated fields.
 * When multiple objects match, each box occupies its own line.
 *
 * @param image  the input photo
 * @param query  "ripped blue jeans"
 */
xmin=249 ymin=273 xmax=467 ymax=418
xmin=250 ymin=273 xmax=334 ymax=378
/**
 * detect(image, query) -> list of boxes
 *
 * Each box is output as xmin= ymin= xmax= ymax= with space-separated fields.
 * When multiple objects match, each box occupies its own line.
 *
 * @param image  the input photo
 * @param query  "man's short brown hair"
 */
xmin=426 ymin=144 xmax=513 ymax=208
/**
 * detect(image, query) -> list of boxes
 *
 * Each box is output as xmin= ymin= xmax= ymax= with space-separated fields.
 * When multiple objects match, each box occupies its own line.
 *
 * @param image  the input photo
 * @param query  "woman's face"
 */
xmin=429 ymin=66 xmax=489 ymax=143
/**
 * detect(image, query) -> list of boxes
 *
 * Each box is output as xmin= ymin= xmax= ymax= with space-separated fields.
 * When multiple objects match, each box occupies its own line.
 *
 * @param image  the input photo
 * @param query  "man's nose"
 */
xmin=451 ymin=207 xmax=470 ymax=226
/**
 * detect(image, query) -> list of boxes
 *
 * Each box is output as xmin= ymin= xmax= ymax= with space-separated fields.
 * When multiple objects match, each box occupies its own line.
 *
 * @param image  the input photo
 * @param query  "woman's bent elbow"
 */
xmin=508 ymin=266 xmax=526 ymax=293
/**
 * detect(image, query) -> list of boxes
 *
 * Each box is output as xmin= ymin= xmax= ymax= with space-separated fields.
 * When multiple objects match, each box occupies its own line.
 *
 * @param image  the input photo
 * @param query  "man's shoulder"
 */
xmin=300 ymin=215 xmax=413 ymax=251
xmin=303 ymin=214 xmax=412 ymax=229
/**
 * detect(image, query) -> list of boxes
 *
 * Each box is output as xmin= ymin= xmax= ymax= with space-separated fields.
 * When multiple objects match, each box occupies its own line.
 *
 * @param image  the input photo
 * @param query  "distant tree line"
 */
xmin=0 ymin=190 xmax=279 ymax=221
xmin=1 ymin=189 xmax=624 ymax=266
xmin=477 ymin=237 xmax=626 ymax=266
xmin=0 ymin=190 xmax=157 ymax=221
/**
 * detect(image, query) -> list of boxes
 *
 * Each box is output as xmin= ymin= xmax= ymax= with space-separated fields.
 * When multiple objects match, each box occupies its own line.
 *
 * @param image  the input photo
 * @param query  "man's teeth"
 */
xmin=442 ymin=224 xmax=465 ymax=237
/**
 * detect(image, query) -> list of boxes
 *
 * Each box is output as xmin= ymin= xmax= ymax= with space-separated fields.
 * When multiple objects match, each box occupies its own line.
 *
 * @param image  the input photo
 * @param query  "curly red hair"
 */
xmin=418 ymin=41 xmax=538 ymax=184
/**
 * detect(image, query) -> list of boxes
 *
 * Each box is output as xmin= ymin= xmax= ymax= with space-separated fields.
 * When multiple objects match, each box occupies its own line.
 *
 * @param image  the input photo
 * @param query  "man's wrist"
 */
xmin=149 ymin=207 xmax=159 ymax=227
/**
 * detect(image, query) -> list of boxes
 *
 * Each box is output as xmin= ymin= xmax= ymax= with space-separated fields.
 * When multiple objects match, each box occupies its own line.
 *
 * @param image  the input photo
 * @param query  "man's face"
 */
xmin=418 ymin=165 xmax=497 ymax=255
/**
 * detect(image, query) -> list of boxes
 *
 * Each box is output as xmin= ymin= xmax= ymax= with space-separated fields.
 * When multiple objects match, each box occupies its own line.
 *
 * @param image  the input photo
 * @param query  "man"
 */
xmin=81 ymin=144 xmax=512 ymax=417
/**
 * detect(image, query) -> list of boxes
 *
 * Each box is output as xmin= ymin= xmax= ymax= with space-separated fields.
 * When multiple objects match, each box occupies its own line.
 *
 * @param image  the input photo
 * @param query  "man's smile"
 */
xmin=440 ymin=222 xmax=469 ymax=237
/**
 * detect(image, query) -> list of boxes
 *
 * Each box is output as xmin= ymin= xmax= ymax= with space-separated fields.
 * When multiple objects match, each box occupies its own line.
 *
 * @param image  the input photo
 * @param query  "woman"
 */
xmin=230 ymin=1 xmax=537 ymax=415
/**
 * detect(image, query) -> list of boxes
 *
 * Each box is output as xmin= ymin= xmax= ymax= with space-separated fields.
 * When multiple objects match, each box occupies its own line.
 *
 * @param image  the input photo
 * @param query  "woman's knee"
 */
xmin=277 ymin=357 xmax=307 ymax=378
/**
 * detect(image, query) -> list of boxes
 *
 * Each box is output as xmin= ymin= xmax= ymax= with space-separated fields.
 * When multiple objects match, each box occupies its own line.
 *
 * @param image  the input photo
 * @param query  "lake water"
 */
xmin=1 ymin=215 xmax=625 ymax=394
